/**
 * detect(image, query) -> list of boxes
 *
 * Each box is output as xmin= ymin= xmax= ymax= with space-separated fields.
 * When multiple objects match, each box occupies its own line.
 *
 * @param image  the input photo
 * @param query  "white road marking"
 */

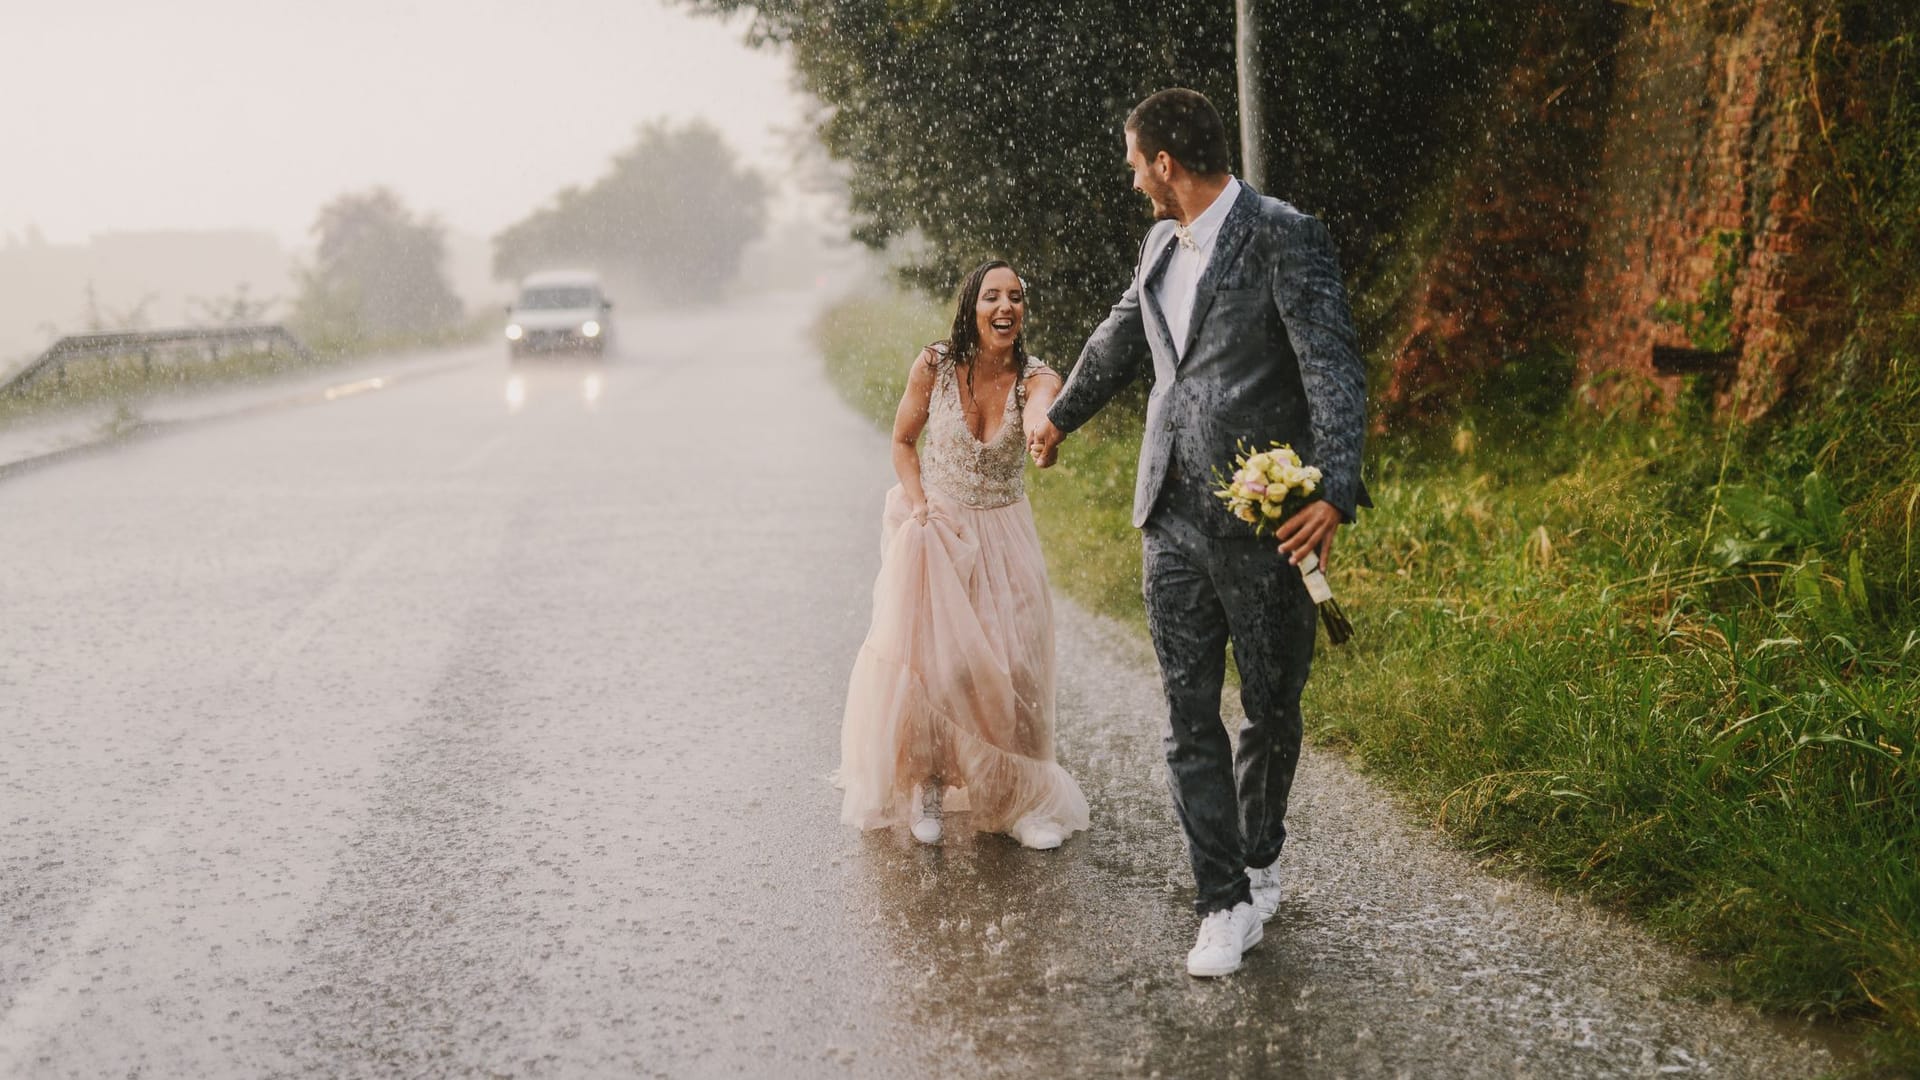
xmin=246 ymin=528 xmax=399 ymax=681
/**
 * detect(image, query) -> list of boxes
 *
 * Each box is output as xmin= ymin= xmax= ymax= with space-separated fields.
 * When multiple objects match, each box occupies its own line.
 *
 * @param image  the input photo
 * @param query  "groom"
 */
xmin=1029 ymin=88 xmax=1368 ymax=977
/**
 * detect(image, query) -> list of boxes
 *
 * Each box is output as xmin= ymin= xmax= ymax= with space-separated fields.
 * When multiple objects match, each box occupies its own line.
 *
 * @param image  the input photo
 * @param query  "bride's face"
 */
xmin=974 ymin=267 xmax=1025 ymax=354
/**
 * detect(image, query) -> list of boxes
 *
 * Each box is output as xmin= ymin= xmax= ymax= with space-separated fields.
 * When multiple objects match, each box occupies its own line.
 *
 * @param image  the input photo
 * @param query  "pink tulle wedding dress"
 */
xmin=837 ymin=348 xmax=1090 ymax=845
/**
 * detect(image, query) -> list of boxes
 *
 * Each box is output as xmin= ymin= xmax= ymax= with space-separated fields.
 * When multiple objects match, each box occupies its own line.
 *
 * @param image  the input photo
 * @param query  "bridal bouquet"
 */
xmin=1213 ymin=442 xmax=1354 ymax=645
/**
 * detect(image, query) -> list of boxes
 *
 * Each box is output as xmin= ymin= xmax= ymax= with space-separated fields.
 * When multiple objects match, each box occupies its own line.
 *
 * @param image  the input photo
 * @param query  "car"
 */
xmin=504 ymin=270 xmax=613 ymax=358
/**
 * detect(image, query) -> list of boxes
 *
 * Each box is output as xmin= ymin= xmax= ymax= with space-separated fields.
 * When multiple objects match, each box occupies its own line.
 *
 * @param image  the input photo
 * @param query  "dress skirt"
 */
xmin=838 ymin=484 xmax=1090 ymax=837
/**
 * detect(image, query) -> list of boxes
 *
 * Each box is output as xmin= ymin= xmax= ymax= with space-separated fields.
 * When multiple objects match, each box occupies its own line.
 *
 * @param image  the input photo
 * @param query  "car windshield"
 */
xmin=517 ymin=286 xmax=597 ymax=310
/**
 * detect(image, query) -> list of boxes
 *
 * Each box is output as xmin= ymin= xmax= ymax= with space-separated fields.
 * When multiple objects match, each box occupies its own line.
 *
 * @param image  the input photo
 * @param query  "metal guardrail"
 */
xmin=0 ymin=324 xmax=314 ymax=398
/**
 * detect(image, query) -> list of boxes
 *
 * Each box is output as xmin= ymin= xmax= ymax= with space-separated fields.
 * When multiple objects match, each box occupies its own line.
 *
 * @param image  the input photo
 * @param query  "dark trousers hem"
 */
xmin=1195 ymin=881 xmax=1254 ymax=916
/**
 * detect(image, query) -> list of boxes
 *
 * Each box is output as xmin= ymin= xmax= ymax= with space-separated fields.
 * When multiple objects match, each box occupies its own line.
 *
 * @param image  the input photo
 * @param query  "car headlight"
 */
xmin=505 ymin=324 xmax=524 ymax=341
xmin=581 ymin=320 xmax=601 ymax=339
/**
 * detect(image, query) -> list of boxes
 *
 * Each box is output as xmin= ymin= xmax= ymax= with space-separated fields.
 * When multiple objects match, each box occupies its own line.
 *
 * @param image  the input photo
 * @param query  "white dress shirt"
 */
xmin=1152 ymin=177 xmax=1241 ymax=356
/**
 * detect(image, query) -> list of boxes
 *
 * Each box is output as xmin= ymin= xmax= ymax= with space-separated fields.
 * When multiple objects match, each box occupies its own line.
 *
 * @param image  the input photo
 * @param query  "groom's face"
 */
xmin=1125 ymin=130 xmax=1179 ymax=222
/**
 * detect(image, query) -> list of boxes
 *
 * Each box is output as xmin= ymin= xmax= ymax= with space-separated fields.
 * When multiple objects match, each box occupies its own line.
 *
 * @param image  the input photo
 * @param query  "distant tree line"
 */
xmin=288 ymin=123 xmax=770 ymax=352
xmin=492 ymin=121 xmax=770 ymax=301
xmin=682 ymin=0 xmax=1547 ymax=367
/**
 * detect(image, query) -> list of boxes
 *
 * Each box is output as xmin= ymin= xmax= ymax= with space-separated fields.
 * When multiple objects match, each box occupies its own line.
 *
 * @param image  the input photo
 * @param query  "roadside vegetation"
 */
xmin=0 ymin=347 xmax=304 ymax=429
xmin=817 ymin=285 xmax=1918 ymax=1071
xmin=1315 ymin=383 xmax=1918 ymax=1069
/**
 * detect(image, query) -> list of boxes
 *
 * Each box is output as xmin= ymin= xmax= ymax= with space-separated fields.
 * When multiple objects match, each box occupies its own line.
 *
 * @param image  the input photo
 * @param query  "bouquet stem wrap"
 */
xmin=1294 ymin=551 xmax=1353 ymax=646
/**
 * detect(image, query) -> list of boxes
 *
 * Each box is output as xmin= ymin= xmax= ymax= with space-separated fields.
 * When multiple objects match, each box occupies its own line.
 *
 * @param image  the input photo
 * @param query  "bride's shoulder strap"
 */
xmin=1022 ymin=355 xmax=1059 ymax=381
xmin=921 ymin=340 xmax=954 ymax=371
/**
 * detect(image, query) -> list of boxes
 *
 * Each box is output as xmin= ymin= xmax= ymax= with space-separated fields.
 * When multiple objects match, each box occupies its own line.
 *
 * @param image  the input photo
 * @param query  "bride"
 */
xmin=837 ymin=260 xmax=1091 ymax=849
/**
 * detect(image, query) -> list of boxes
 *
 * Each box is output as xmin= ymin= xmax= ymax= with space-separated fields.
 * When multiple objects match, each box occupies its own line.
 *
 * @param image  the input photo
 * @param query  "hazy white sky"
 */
xmin=2 ymin=0 xmax=807 ymax=247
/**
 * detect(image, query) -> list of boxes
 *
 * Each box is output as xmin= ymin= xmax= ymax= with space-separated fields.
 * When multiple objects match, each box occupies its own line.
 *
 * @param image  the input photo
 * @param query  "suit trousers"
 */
xmin=1141 ymin=498 xmax=1318 ymax=915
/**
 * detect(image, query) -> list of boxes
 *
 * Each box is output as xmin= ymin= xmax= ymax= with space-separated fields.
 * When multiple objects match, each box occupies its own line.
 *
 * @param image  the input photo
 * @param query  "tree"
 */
xmin=293 ymin=188 xmax=462 ymax=349
xmin=492 ymin=121 xmax=770 ymax=301
xmin=189 ymin=283 xmax=278 ymax=328
xmin=79 ymin=281 xmax=155 ymax=333
xmin=683 ymin=0 xmax=1537 ymax=367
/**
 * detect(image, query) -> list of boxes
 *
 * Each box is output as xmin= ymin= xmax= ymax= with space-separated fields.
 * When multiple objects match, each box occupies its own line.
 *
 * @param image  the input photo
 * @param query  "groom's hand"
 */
xmin=1275 ymin=500 xmax=1341 ymax=570
xmin=1026 ymin=417 xmax=1065 ymax=468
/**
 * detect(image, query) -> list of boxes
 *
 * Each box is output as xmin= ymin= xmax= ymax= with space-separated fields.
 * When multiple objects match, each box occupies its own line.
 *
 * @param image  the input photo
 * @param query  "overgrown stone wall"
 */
xmin=1375 ymin=9 xmax=1618 ymax=427
xmin=1379 ymin=1 xmax=1822 ymax=425
xmin=1570 ymin=1 xmax=1817 ymax=417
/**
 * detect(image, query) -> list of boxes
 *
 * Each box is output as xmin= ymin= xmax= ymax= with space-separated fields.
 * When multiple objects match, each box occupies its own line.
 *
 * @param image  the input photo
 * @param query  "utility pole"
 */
xmin=1235 ymin=0 xmax=1267 ymax=191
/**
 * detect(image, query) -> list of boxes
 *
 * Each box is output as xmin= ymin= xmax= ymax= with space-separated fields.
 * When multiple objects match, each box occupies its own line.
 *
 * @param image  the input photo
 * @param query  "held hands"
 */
xmin=1026 ymin=416 xmax=1065 ymax=468
xmin=1024 ymin=409 xmax=1337 ymax=563
xmin=1275 ymin=500 xmax=1341 ymax=570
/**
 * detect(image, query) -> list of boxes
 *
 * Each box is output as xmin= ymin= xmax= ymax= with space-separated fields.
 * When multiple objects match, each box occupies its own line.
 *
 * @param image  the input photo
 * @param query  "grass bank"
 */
xmin=817 ymin=289 xmax=1918 ymax=1072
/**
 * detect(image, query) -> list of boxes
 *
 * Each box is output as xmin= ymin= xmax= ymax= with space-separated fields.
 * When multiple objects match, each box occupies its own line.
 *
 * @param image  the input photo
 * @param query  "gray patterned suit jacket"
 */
xmin=1048 ymin=183 xmax=1370 ymax=535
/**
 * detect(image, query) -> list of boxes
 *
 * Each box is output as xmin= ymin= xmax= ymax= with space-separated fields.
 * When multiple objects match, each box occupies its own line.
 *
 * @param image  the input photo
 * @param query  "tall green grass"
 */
xmin=1316 ymin=410 xmax=1917 ymax=1062
xmin=817 ymin=289 xmax=1918 ymax=1071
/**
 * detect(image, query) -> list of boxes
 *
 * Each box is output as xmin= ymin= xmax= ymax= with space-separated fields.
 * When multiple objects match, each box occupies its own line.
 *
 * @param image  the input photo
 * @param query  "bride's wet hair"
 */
xmin=941 ymin=259 xmax=1030 ymax=375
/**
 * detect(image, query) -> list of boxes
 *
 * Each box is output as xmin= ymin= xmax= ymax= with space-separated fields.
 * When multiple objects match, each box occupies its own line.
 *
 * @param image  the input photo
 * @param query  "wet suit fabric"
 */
xmin=1047 ymin=182 xmax=1368 ymax=914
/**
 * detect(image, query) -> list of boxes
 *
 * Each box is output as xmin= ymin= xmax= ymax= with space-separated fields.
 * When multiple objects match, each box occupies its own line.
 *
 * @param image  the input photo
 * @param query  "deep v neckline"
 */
xmin=959 ymin=367 xmax=1020 ymax=447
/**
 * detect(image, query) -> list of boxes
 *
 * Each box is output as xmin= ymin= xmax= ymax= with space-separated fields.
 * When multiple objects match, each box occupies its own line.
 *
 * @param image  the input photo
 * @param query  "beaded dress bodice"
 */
xmin=920 ymin=347 xmax=1053 ymax=510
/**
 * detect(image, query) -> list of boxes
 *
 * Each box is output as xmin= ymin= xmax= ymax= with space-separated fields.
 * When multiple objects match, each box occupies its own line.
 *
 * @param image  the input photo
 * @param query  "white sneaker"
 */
xmin=910 ymin=784 xmax=943 ymax=845
xmin=1247 ymin=861 xmax=1282 ymax=921
xmin=1010 ymin=815 xmax=1064 ymax=850
xmin=1185 ymin=901 xmax=1263 ymax=977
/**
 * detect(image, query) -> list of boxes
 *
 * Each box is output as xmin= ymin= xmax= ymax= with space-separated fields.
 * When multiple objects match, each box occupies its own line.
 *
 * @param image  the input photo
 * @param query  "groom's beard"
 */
xmin=1143 ymin=180 xmax=1182 ymax=222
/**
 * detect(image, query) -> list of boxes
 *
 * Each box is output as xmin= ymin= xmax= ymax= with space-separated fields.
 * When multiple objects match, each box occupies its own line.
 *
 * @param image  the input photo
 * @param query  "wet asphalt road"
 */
xmin=0 ymin=293 xmax=1846 ymax=1078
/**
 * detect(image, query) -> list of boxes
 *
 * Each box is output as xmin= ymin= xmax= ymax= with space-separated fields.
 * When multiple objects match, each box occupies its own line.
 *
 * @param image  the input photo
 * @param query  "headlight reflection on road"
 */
xmin=505 ymin=373 xmax=603 ymax=413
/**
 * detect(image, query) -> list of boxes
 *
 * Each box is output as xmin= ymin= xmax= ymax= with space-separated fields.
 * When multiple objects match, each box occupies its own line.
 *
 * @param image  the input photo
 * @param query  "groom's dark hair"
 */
xmin=1126 ymin=88 xmax=1233 ymax=178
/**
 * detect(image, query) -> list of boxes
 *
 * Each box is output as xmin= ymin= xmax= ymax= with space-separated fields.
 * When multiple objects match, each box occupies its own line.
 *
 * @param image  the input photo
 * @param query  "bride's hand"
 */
xmin=1026 ymin=417 xmax=1064 ymax=468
